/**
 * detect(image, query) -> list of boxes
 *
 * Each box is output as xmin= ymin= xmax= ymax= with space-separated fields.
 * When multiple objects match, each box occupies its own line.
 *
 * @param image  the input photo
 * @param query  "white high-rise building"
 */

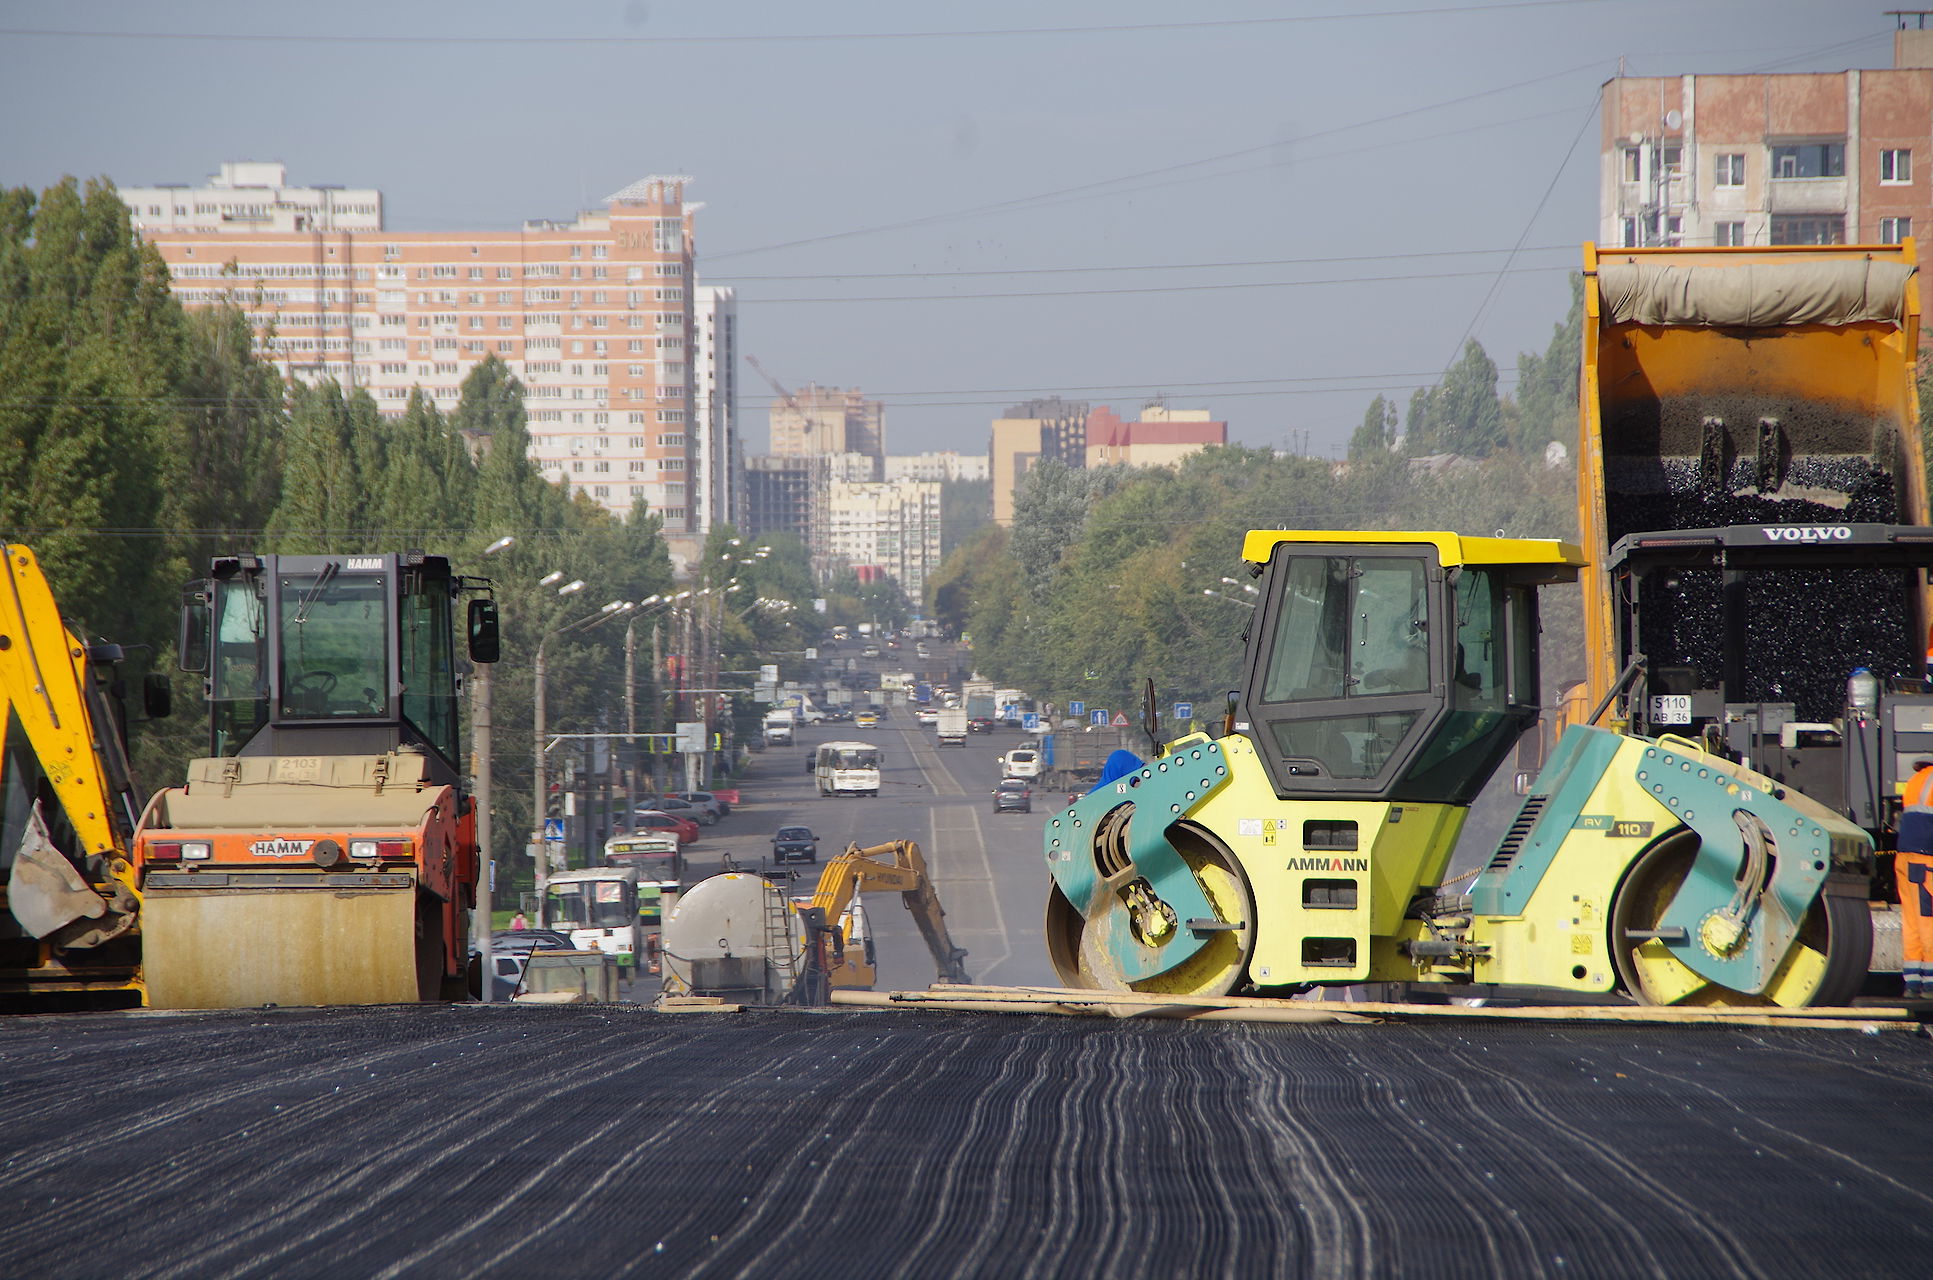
xmin=691 ymin=285 xmax=740 ymax=531
xmin=824 ymin=480 xmax=943 ymax=599
xmin=884 ymin=451 xmax=990 ymax=483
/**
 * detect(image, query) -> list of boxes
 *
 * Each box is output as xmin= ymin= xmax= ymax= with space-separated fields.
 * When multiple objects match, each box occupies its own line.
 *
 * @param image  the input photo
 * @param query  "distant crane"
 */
xmin=745 ymin=355 xmax=800 ymax=413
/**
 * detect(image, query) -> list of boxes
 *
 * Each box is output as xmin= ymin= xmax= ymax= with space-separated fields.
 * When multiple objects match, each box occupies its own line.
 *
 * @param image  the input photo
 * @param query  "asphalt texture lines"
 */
xmin=3 ymin=1005 xmax=1933 ymax=1278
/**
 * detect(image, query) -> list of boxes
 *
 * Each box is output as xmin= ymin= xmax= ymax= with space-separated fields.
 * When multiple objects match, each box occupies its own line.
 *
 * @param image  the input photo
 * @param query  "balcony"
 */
xmin=1766 ymin=176 xmax=1847 ymax=214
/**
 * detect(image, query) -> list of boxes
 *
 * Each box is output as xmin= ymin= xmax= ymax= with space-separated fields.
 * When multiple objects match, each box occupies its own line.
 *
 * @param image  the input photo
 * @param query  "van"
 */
xmin=1001 ymin=748 xmax=1040 ymax=779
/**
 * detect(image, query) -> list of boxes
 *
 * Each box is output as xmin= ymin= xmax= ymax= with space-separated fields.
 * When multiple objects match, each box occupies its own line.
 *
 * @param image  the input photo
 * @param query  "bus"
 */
xmin=543 ymin=866 xmax=644 ymax=976
xmin=604 ymin=830 xmax=683 ymax=882
xmin=815 ymin=740 xmax=882 ymax=797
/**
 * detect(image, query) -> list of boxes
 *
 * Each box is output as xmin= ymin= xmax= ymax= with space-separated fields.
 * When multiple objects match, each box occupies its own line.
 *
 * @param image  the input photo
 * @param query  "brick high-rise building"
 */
xmin=132 ymin=166 xmax=724 ymax=544
xmin=1600 ymin=22 xmax=1933 ymax=316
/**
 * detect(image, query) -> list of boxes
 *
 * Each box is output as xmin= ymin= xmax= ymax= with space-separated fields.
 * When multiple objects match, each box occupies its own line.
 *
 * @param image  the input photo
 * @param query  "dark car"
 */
xmin=773 ymin=825 xmax=820 ymax=864
xmin=992 ymin=779 xmax=1032 ymax=814
xmin=967 ymin=716 xmax=997 ymax=734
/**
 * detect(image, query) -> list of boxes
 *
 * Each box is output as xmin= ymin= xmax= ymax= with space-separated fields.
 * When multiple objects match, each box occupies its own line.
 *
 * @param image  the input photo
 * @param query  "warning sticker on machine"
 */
xmin=1238 ymin=819 xmax=1263 ymax=837
xmin=249 ymin=839 xmax=313 ymax=858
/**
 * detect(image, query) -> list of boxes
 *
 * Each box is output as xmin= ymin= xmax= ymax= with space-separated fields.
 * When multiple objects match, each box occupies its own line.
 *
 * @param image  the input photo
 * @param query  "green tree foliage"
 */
xmin=1509 ymin=274 xmax=1583 ymax=454
xmin=1349 ymin=394 xmax=1398 ymax=461
xmin=1406 ymin=339 xmax=1506 ymax=457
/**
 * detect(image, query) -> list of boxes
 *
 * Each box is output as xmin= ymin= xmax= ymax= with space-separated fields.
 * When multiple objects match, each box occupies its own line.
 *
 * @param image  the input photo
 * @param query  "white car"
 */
xmin=915 ymin=707 xmax=940 ymax=725
xmin=1000 ymin=747 xmax=1042 ymax=779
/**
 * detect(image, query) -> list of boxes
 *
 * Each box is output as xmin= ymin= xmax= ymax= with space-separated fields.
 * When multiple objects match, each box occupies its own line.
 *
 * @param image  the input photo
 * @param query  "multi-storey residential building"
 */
xmin=990 ymin=400 xmax=1226 ymax=525
xmin=824 ymin=480 xmax=943 ymax=600
xmin=883 ymin=451 xmax=991 ymax=483
xmin=989 ymin=397 xmax=1089 ymax=525
xmin=691 ymin=285 xmax=740 ymax=531
xmin=744 ymin=455 xmax=822 ymax=549
xmin=133 ymin=166 xmax=720 ymax=543
xmin=120 ymin=161 xmax=381 ymax=234
xmin=1601 ymin=24 xmax=1933 ymax=316
xmin=768 ymin=384 xmax=885 ymax=472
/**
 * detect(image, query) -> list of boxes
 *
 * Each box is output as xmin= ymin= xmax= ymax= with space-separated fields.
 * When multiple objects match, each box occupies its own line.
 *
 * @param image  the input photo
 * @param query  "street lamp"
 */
xmin=1220 ymin=577 xmax=1261 ymax=596
xmin=472 ymin=533 xmax=516 ymax=1000
xmin=1202 ymin=588 xmax=1256 ymax=609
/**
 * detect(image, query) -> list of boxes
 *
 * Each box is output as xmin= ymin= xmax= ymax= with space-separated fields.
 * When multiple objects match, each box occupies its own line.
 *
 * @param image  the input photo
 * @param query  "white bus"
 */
xmin=816 ymin=740 xmax=883 ymax=797
xmin=543 ymin=866 xmax=644 ymax=976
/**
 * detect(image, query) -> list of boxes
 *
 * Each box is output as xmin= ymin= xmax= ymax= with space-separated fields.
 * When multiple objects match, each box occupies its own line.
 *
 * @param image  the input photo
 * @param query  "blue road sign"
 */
xmin=543 ymin=818 xmax=565 ymax=841
xmin=1173 ymin=701 xmax=1194 ymax=721
xmin=1021 ymin=712 xmax=1040 ymax=730
xmin=1091 ymin=709 xmax=1110 ymax=726
xmin=1069 ymin=700 xmax=1085 ymax=715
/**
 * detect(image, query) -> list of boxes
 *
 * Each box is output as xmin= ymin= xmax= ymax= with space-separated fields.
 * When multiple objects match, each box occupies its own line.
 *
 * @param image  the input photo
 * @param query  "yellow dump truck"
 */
xmin=1577 ymin=242 xmax=1931 ymax=975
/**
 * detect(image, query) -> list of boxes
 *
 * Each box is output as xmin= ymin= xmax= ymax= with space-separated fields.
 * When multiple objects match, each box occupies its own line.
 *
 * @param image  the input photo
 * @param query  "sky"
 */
xmin=0 ymin=0 xmax=1893 ymax=458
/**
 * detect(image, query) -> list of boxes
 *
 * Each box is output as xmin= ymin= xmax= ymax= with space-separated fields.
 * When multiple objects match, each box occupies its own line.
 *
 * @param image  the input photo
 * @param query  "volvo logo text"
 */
xmin=1760 ymin=526 xmax=1851 ymax=542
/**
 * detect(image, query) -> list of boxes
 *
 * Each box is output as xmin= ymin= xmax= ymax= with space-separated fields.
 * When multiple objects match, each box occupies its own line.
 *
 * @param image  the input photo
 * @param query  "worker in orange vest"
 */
xmin=1898 ymin=759 xmax=1933 ymax=998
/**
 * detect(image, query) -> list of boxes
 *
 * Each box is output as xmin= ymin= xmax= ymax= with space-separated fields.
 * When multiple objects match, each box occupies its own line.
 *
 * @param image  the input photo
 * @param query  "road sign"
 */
xmin=760 ymin=664 xmax=779 ymax=683
xmin=1090 ymin=709 xmax=1109 ymax=726
xmin=675 ymin=720 xmax=706 ymax=753
xmin=1173 ymin=701 xmax=1194 ymax=721
xmin=542 ymin=818 xmax=565 ymax=841
xmin=1021 ymin=712 xmax=1040 ymax=730
xmin=1110 ymin=712 xmax=1130 ymax=727
xmin=1069 ymin=700 xmax=1086 ymax=715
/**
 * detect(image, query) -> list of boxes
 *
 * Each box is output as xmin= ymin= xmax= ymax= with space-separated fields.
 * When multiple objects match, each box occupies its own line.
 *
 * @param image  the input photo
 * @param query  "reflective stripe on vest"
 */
xmin=1906 ymin=767 xmax=1933 ymax=816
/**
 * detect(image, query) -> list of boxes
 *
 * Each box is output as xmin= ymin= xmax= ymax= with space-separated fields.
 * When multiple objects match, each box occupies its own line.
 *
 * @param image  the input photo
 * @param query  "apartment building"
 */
xmin=691 ymin=285 xmax=741 ymax=531
xmin=133 ymin=166 xmax=714 ymax=538
xmin=121 ymin=161 xmax=381 ymax=234
xmin=990 ymin=399 xmax=1226 ymax=525
xmin=883 ymin=451 xmax=990 ymax=483
xmin=768 ymin=384 xmax=885 ymax=471
xmin=824 ymin=479 xmax=943 ymax=600
xmin=1601 ymin=24 xmax=1933 ymax=316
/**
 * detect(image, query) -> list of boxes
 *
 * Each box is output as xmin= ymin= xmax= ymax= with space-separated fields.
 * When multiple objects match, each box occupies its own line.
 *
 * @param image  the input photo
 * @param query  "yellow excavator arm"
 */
xmin=806 ymin=840 xmax=970 ymax=987
xmin=0 ymin=545 xmax=145 ymax=998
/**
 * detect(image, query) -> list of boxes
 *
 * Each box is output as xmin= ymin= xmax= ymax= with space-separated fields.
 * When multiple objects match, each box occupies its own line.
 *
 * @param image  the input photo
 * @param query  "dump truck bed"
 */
xmin=1579 ymin=242 xmax=1927 ymax=714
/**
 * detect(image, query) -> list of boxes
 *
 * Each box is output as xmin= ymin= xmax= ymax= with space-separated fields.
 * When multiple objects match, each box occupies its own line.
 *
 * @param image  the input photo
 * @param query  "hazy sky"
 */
xmin=0 ymin=0 xmax=1887 ymax=456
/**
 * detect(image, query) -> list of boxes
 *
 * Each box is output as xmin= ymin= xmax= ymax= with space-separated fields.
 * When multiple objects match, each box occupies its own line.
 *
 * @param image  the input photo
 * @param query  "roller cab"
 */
xmin=135 ymin=552 xmax=494 ymax=1009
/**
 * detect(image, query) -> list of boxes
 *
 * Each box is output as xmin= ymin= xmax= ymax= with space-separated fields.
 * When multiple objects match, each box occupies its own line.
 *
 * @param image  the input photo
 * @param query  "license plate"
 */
xmin=1649 ymin=694 xmax=1693 ymax=725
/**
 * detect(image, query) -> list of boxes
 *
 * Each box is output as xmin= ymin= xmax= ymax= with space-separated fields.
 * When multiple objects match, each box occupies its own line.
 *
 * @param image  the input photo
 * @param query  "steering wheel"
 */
xmin=290 ymin=670 xmax=338 ymax=696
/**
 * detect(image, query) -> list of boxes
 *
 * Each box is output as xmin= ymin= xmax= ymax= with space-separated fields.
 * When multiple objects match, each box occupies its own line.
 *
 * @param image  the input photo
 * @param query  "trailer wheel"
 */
xmin=1610 ymin=834 xmax=1871 ymax=1007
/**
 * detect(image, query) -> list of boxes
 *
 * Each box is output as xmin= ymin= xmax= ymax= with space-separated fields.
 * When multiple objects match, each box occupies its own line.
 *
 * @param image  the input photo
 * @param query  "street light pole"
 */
xmin=472 ymin=533 xmax=516 ymax=1001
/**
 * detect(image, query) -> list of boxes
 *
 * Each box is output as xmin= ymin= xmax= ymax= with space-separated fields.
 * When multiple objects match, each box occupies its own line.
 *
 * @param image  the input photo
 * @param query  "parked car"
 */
xmin=967 ymin=716 xmax=997 ymax=734
xmin=632 ymin=809 xmax=700 ymax=845
xmin=642 ymin=795 xmax=716 ymax=825
xmin=773 ymin=825 xmax=820 ymax=864
xmin=992 ymin=779 xmax=1032 ymax=814
xmin=914 ymin=707 xmax=939 ymax=725
xmin=668 ymin=790 xmax=728 ymax=819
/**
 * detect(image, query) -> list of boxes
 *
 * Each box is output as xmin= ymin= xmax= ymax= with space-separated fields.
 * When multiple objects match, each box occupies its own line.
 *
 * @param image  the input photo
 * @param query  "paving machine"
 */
xmin=1045 ymin=530 xmax=1874 ymax=1007
xmin=132 ymin=552 xmax=497 ymax=1009
xmin=0 ymin=545 xmax=167 ymax=1007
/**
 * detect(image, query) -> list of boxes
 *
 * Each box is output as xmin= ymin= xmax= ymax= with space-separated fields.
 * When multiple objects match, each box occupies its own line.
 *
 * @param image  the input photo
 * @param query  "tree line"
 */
xmin=0 ymin=176 xmax=822 ymax=895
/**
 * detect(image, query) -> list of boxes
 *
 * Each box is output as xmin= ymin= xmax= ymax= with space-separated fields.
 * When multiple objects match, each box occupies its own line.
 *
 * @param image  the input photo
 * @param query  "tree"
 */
xmin=1406 ymin=339 xmax=1505 ymax=458
xmin=1510 ymin=273 xmax=1583 ymax=454
xmin=265 ymin=381 xmax=367 ymax=553
xmin=1349 ymin=394 xmax=1399 ymax=460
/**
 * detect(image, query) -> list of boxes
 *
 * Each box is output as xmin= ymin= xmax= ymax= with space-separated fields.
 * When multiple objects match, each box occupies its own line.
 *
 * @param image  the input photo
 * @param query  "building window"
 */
xmin=1771 ymin=142 xmax=1845 ymax=179
xmin=1659 ymin=144 xmax=1682 ymax=177
xmin=1769 ymin=215 xmax=1845 ymax=245
xmin=468 ymin=267 xmax=483 ymax=280
xmin=1620 ymin=217 xmax=1639 ymax=248
xmin=592 ymin=244 xmax=608 ymax=259
xmin=1715 ymin=153 xmax=1745 ymax=187
xmin=1663 ymin=215 xmax=1682 ymax=247
xmin=570 ymin=245 xmax=583 ymax=259
xmin=1622 ymin=147 xmax=1643 ymax=182
xmin=1882 ymin=149 xmax=1912 ymax=185
xmin=1880 ymin=216 xmax=1912 ymax=244
xmin=498 ymin=266 xmax=513 ymax=279
xmin=1714 ymin=221 xmax=1746 ymax=246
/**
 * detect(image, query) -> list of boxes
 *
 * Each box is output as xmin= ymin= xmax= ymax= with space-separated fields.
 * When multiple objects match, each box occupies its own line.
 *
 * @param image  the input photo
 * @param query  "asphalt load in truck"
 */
xmin=1608 ymin=396 xmax=1919 ymax=721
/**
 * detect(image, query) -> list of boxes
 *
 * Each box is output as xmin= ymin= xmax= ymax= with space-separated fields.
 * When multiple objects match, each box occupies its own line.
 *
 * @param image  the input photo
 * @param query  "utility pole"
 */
xmin=473 ymin=653 xmax=494 ymax=1000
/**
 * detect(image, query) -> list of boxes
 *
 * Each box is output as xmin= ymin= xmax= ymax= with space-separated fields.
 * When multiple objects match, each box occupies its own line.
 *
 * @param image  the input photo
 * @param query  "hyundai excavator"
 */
xmin=132 ymin=551 xmax=497 ymax=1009
xmin=0 ymin=545 xmax=165 ymax=1008
xmin=1045 ymin=530 xmax=1874 ymax=1007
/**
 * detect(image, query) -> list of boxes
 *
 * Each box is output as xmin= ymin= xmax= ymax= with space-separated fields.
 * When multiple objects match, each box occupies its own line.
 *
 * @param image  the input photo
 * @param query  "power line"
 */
xmin=733 ymin=264 xmax=1571 ymax=305
xmin=719 ymin=245 xmax=1575 ymax=284
xmin=0 ymin=4 xmax=1618 ymax=48
xmin=706 ymin=58 xmax=1612 ymax=261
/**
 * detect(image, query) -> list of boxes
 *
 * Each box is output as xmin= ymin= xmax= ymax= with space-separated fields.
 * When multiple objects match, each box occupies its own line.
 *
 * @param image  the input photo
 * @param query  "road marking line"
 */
xmin=907 ymin=720 xmax=1011 ymax=979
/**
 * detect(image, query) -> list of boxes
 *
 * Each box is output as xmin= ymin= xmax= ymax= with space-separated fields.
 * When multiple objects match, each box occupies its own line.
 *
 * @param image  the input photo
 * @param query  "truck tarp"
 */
xmin=1597 ymin=258 xmax=1915 ymax=328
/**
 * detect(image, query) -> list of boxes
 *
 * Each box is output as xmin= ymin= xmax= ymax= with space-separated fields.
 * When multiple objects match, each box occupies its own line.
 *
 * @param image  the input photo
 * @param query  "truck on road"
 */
xmin=763 ymin=708 xmax=796 ymax=746
xmin=935 ymin=707 xmax=968 ymax=746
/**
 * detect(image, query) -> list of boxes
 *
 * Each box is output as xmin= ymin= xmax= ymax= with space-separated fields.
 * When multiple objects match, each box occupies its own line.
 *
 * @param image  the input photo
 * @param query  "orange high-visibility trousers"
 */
xmin=1896 ymin=850 xmax=1933 ymax=995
